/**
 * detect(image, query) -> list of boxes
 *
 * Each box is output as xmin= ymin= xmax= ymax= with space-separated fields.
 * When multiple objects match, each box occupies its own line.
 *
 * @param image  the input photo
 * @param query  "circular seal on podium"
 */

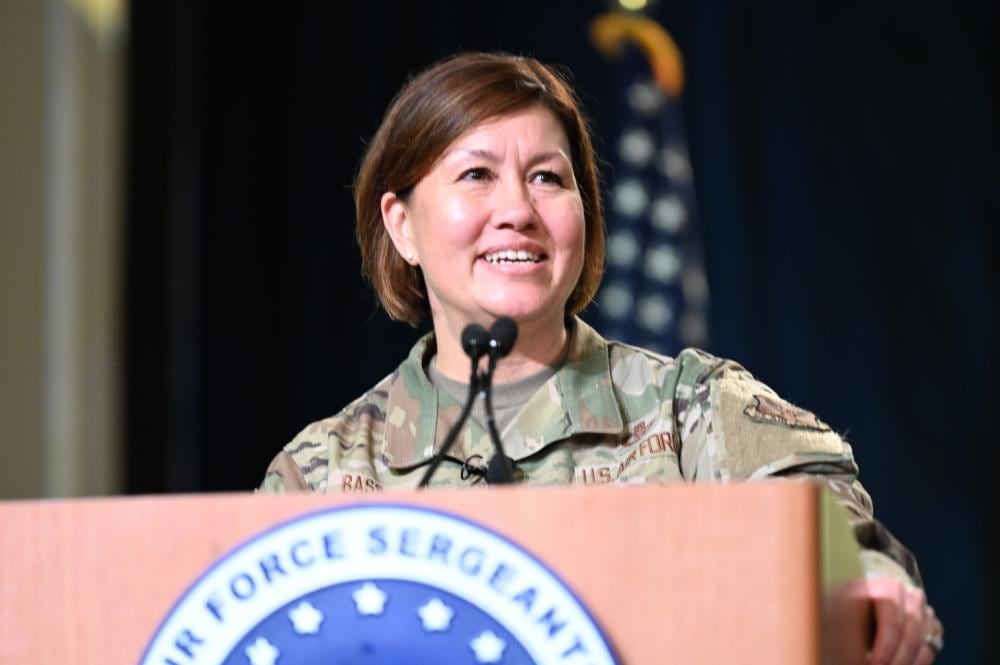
xmin=140 ymin=504 xmax=618 ymax=664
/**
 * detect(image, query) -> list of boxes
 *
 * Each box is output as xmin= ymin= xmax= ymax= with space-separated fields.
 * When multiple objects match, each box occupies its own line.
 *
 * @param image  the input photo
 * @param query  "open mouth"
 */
xmin=482 ymin=249 xmax=544 ymax=264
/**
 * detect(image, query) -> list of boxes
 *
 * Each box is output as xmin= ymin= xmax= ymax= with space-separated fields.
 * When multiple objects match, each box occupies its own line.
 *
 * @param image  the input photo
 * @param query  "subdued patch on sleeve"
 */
xmin=712 ymin=375 xmax=848 ymax=479
xmin=743 ymin=393 xmax=831 ymax=432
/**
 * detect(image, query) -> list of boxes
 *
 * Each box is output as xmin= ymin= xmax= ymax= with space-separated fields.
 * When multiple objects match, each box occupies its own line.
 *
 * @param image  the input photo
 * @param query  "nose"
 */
xmin=491 ymin=179 xmax=538 ymax=230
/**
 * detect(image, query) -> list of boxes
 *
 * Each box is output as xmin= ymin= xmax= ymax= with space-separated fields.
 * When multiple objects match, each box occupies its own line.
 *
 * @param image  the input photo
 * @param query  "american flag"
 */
xmin=593 ymin=46 xmax=710 ymax=355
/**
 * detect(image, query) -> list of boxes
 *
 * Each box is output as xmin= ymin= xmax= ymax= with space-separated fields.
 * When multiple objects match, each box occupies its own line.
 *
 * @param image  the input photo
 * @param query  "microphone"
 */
xmin=418 ymin=323 xmax=489 ymax=488
xmin=487 ymin=316 xmax=518 ymax=360
xmin=482 ymin=317 xmax=519 ymax=484
xmin=462 ymin=323 xmax=490 ymax=362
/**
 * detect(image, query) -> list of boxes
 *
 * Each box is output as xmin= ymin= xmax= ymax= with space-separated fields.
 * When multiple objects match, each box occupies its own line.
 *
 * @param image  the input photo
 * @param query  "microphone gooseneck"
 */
xmin=482 ymin=317 xmax=519 ymax=485
xmin=419 ymin=318 xmax=520 ymax=488
xmin=418 ymin=323 xmax=489 ymax=488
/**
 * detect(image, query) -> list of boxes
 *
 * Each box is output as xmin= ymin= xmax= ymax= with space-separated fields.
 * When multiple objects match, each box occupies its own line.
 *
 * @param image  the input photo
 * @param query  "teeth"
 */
xmin=484 ymin=249 xmax=541 ymax=264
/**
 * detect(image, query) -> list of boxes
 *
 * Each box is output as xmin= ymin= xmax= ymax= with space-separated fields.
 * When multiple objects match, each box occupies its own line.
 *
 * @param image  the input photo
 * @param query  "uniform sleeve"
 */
xmin=257 ymin=450 xmax=311 ymax=493
xmin=672 ymin=350 xmax=922 ymax=588
xmin=256 ymin=429 xmax=332 ymax=493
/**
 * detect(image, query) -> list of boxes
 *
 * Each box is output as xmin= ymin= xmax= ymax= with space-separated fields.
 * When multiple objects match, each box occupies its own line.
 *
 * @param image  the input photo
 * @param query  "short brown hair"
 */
xmin=355 ymin=52 xmax=605 ymax=326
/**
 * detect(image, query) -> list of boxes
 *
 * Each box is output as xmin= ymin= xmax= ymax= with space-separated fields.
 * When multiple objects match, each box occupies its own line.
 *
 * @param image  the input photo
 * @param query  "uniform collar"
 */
xmin=383 ymin=317 xmax=625 ymax=469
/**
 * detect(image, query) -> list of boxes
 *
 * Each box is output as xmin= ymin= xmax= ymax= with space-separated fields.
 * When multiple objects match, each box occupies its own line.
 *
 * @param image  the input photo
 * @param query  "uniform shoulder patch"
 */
xmin=743 ymin=394 xmax=831 ymax=432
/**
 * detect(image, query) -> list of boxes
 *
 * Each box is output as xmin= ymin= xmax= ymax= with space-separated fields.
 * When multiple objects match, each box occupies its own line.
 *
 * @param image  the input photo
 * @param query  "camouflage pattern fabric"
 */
xmin=259 ymin=318 xmax=921 ymax=587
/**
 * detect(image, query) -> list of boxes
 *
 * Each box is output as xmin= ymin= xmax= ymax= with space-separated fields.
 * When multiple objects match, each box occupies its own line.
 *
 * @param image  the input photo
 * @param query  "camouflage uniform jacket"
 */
xmin=260 ymin=318 xmax=921 ymax=586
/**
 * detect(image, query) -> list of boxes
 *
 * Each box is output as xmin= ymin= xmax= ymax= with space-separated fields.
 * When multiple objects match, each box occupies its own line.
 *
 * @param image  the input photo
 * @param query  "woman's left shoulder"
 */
xmin=604 ymin=340 xmax=749 ymax=394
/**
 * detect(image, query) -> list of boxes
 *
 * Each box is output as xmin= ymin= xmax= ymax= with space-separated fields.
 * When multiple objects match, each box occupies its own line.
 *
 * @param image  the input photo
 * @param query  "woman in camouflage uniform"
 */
xmin=260 ymin=52 xmax=941 ymax=664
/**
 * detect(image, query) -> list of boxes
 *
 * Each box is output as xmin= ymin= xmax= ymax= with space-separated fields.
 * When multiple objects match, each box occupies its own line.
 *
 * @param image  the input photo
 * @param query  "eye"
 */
xmin=459 ymin=167 xmax=493 ymax=182
xmin=531 ymin=170 xmax=564 ymax=186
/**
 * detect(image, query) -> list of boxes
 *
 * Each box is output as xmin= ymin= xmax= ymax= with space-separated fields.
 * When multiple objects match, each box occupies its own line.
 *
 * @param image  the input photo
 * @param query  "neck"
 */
xmin=432 ymin=313 xmax=569 ymax=384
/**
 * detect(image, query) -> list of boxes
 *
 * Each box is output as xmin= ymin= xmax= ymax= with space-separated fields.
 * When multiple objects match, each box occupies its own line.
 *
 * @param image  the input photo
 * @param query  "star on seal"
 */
xmin=470 ymin=630 xmax=507 ymax=663
xmin=288 ymin=601 xmax=323 ymax=635
xmin=352 ymin=582 xmax=388 ymax=616
xmin=417 ymin=598 xmax=454 ymax=632
xmin=244 ymin=637 xmax=279 ymax=665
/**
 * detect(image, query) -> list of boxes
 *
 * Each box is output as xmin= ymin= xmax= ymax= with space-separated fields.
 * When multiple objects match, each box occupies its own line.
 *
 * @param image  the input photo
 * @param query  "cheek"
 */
xmin=567 ymin=211 xmax=588 ymax=286
xmin=556 ymin=203 xmax=586 ymax=258
xmin=414 ymin=198 xmax=484 ymax=254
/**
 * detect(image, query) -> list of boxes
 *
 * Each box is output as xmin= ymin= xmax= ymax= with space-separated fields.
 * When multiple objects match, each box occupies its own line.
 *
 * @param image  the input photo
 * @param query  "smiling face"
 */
xmin=381 ymin=106 xmax=586 ymax=336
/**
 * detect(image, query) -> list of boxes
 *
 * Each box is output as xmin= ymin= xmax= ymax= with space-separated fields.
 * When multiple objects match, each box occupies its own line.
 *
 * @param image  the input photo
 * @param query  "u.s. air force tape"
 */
xmin=140 ymin=504 xmax=618 ymax=665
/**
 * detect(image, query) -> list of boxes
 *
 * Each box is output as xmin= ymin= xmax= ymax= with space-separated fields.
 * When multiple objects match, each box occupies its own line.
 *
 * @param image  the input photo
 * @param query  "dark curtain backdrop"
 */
xmin=126 ymin=2 xmax=998 ymax=661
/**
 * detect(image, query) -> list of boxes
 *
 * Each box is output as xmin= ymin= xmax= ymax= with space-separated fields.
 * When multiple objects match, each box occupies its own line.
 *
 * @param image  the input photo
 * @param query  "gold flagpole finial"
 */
xmin=590 ymin=12 xmax=684 ymax=96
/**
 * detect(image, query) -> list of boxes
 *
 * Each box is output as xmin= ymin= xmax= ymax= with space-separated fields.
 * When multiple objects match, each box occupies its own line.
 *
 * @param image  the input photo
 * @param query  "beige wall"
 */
xmin=0 ymin=0 xmax=124 ymax=498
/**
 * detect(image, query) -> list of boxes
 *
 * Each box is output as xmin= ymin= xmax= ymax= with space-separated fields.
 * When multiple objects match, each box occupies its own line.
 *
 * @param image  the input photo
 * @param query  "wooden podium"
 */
xmin=0 ymin=482 xmax=871 ymax=664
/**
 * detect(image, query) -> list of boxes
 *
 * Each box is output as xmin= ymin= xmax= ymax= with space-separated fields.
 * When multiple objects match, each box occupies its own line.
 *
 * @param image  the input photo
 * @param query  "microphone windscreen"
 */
xmin=489 ymin=317 xmax=518 ymax=358
xmin=486 ymin=453 xmax=515 ymax=484
xmin=461 ymin=323 xmax=490 ymax=360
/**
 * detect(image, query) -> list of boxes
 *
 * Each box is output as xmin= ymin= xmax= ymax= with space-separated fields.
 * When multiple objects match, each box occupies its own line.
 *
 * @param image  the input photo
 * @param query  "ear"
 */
xmin=381 ymin=191 xmax=419 ymax=265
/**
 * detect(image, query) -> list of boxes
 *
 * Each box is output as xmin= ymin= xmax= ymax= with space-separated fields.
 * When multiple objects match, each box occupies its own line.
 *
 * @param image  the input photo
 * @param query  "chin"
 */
xmin=480 ymin=300 xmax=563 ymax=327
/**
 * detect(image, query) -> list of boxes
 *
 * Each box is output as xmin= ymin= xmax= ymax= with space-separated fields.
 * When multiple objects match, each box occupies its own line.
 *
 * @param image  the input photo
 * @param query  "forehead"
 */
xmin=441 ymin=105 xmax=571 ymax=157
